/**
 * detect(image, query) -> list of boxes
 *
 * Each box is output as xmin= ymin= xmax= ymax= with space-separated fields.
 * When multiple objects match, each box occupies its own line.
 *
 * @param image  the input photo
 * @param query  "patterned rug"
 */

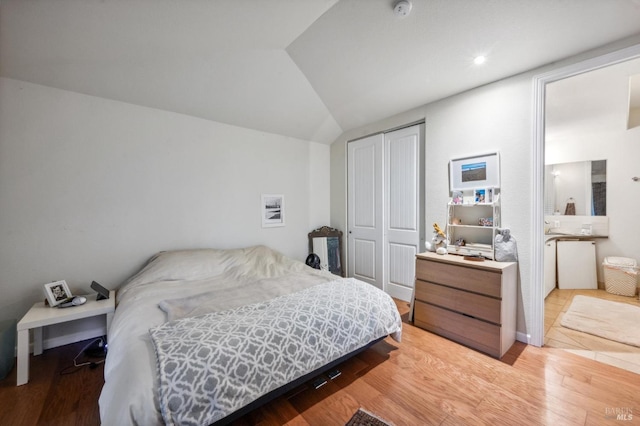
xmin=345 ymin=408 xmax=393 ymax=426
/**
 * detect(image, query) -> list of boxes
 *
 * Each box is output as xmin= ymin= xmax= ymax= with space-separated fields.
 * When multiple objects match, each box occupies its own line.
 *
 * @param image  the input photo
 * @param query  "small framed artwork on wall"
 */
xmin=261 ymin=194 xmax=285 ymax=227
xmin=450 ymin=152 xmax=500 ymax=191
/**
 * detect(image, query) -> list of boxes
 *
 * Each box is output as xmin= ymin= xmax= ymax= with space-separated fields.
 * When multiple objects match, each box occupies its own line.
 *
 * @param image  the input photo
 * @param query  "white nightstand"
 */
xmin=16 ymin=291 xmax=115 ymax=386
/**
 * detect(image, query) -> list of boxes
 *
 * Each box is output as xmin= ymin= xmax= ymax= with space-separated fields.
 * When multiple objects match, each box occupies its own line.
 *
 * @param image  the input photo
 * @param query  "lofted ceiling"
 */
xmin=2 ymin=0 xmax=640 ymax=144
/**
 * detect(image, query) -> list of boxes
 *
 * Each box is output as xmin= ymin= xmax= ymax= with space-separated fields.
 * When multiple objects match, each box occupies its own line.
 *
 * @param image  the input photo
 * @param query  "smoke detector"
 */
xmin=393 ymin=0 xmax=412 ymax=17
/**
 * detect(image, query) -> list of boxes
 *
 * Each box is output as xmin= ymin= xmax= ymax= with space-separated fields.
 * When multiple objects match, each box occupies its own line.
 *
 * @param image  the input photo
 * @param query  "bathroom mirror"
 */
xmin=544 ymin=159 xmax=606 ymax=216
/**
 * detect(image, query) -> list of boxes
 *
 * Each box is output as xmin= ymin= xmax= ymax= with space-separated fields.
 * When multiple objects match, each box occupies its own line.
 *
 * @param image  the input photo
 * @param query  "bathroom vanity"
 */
xmin=544 ymin=238 xmax=557 ymax=298
xmin=557 ymin=239 xmax=597 ymax=289
xmin=544 ymin=219 xmax=608 ymax=298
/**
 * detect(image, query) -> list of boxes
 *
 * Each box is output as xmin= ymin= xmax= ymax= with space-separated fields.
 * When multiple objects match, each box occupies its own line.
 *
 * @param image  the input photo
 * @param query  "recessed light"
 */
xmin=473 ymin=56 xmax=486 ymax=65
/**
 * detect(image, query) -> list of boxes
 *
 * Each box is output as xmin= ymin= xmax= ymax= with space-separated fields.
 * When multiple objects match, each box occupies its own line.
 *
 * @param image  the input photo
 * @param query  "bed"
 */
xmin=99 ymin=245 xmax=402 ymax=425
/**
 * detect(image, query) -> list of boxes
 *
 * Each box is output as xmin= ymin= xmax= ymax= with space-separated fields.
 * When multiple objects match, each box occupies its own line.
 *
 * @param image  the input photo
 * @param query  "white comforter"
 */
xmin=99 ymin=246 xmax=401 ymax=426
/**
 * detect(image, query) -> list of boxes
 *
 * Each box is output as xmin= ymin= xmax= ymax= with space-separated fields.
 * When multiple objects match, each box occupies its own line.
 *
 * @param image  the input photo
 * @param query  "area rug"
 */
xmin=345 ymin=408 xmax=393 ymax=426
xmin=561 ymin=295 xmax=640 ymax=348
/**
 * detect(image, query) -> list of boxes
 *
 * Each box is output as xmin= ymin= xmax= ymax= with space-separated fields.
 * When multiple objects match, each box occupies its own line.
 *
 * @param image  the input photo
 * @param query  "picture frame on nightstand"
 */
xmin=43 ymin=280 xmax=72 ymax=307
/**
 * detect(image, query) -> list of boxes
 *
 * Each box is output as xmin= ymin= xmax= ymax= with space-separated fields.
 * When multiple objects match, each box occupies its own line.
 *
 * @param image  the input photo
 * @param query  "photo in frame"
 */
xmin=450 ymin=152 xmax=500 ymax=191
xmin=261 ymin=194 xmax=285 ymax=227
xmin=44 ymin=280 xmax=72 ymax=307
xmin=474 ymin=188 xmax=486 ymax=203
xmin=452 ymin=190 xmax=464 ymax=204
xmin=474 ymin=188 xmax=494 ymax=203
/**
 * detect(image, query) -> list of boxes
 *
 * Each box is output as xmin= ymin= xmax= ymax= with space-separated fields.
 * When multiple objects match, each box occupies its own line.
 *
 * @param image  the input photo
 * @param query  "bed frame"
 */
xmin=212 ymin=335 xmax=386 ymax=425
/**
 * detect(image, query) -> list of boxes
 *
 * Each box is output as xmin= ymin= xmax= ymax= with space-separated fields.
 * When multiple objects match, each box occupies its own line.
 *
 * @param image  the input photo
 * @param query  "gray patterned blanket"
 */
xmin=149 ymin=278 xmax=402 ymax=426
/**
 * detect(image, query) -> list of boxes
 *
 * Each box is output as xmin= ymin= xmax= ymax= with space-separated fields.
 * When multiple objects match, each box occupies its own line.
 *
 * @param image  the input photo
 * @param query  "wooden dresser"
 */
xmin=413 ymin=252 xmax=517 ymax=358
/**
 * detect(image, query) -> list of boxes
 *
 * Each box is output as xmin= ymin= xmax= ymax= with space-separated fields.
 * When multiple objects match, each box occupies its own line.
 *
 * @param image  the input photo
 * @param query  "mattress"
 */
xmin=99 ymin=245 xmax=401 ymax=425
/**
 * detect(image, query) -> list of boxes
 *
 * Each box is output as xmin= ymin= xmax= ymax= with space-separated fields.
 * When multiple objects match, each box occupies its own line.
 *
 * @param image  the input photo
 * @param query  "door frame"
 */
xmin=530 ymin=43 xmax=640 ymax=347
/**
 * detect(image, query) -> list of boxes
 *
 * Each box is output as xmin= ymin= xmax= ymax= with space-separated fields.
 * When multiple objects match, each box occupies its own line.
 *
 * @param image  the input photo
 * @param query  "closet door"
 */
xmin=384 ymin=125 xmax=423 ymax=301
xmin=347 ymin=134 xmax=384 ymax=289
xmin=347 ymin=124 xmax=423 ymax=298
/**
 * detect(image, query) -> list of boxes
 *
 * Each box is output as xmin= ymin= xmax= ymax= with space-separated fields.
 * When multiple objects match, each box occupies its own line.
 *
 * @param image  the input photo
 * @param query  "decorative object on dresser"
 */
xmin=446 ymin=195 xmax=500 ymax=259
xmin=413 ymin=252 xmax=517 ymax=358
xmin=494 ymin=228 xmax=518 ymax=262
xmin=425 ymin=222 xmax=447 ymax=252
xmin=447 ymin=152 xmax=501 ymax=259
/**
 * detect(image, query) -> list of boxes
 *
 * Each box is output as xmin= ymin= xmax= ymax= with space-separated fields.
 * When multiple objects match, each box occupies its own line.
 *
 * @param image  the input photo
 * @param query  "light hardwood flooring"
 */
xmin=233 ymin=299 xmax=640 ymax=425
xmin=545 ymin=288 xmax=640 ymax=374
xmin=2 ymin=298 xmax=640 ymax=425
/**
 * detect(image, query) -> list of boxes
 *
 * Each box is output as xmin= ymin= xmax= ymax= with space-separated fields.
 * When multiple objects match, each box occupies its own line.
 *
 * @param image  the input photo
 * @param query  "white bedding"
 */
xmin=99 ymin=246 xmax=401 ymax=425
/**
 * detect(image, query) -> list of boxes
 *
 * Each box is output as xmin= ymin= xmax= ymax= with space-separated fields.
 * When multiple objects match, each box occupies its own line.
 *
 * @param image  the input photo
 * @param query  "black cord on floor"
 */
xmin=59 ymin=336 xmax=106 ymax=376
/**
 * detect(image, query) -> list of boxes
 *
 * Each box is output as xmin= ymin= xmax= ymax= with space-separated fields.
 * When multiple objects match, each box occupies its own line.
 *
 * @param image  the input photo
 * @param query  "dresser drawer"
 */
xmin=414 ymin=301 xmax=501 ymax=358
xmin=416 ymin=258 xmax=502 ymax=298
xmin=415 ymin=280 xmax=501 ymax=324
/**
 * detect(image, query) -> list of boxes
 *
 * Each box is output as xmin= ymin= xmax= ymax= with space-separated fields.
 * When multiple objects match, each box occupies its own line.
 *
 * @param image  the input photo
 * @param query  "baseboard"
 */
xmin=14 ymin=325 xmax=107 ymax=356
xmin=516 ymin=331 xmax=532 ymax=345
xmin=43 ymin=326 xmax=107 ymax=351
xmin=385 ymin=283 xmax=413 ymax=302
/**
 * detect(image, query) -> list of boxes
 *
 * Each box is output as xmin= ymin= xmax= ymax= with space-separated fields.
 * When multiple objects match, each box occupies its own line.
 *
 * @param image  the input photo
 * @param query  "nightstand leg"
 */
xmin=106 ymin=311 xmax=114 ymax=334
xmin=16 ymin=329 xmax=29 ymax=386
xmin=33 ymin=327 xmax=43 ymax=355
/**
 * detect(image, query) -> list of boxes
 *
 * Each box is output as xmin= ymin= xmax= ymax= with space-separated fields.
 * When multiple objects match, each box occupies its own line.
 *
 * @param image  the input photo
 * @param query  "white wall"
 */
xmin=0 ymin=77 xmax=330 ymax=344
xmin=332 ymin=75 xmax=534 ymax=336
xmin=331 ymin=37 xmax=640 ymax=341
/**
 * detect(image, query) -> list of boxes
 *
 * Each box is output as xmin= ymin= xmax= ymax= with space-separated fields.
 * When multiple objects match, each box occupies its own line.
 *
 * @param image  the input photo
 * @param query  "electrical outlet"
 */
xmin=554 ymin=220 xmax=560 ymax=228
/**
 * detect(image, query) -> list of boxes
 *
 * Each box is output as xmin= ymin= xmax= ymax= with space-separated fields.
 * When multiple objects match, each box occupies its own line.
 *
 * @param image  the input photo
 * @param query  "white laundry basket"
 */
xmin=603 ymin=257 xmax=638 ymax=297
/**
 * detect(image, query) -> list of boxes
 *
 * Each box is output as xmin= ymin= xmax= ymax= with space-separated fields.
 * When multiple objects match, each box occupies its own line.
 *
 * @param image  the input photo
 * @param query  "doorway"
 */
xmin=531 ymin=44 xmax=640 ymax=348
xmin=541 ymin=55 xmax=640 ymax=374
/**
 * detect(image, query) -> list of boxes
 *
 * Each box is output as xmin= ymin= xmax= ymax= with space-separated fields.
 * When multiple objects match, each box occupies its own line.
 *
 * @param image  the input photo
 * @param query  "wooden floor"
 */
xmin=0 ymin=340 xmax=104 ymax=425
xmin=544 ymin=288 xmax=640 ymax=375
xmin=1 ymin=299 xmax=639 ymax=425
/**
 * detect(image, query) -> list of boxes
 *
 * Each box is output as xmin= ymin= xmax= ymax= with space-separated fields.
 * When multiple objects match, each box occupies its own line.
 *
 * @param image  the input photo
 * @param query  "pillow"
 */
xmin=122 ymin=249 xmax=229 ymax=286
xmin=119 ymin=245 xmax=309 ymax=290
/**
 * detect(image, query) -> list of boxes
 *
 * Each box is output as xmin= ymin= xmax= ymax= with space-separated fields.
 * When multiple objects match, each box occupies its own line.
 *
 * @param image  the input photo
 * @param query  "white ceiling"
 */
xmin=2 ymin=0 xmax=640 ymax=144
xmin=546 ymin=57 xmax=640 ymax=141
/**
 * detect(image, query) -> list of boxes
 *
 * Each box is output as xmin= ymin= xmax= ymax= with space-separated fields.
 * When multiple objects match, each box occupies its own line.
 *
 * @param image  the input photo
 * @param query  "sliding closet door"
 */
xmin=347 ymin=124 xmax=423 ymax=298
xmin=347 ymin=134 xmax=384 ymax=289
xmin=384 ymin=125 xmax=423 ymax=301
